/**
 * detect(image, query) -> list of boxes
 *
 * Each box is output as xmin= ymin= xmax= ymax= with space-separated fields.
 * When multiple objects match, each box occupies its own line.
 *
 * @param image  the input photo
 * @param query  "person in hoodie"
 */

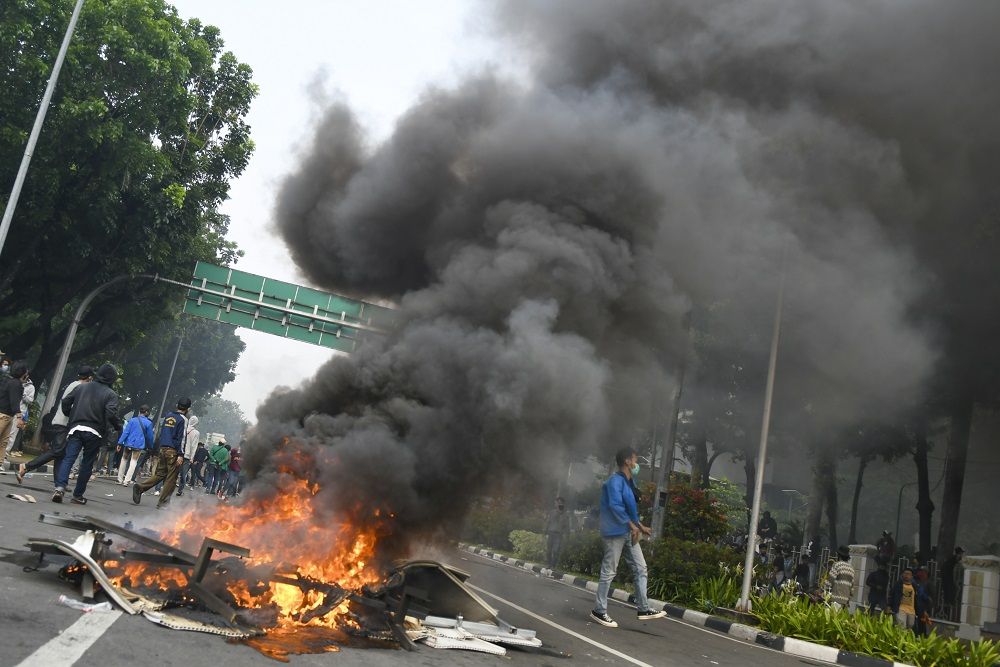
xmin=3 ymin=363 xmax=34 ymax=460
xmin=116 ymin=405 xmax=154 ymax=485
xmin=176 ymin=414 xmax=200 ymax=497
xmin=132 ymin=398 xmax=190 ymax=508
xmin=590 ymin=446 xmax=666 ymax=628
xmin=17 ymin=366 xmax=93 ymax=484
xmin=53 ymin=363 xmax=121 ymax=504
xmin=205 ymin=441 xmax=230 ymax=495
xmin=0 ymin=361 xmax=26 ymax=464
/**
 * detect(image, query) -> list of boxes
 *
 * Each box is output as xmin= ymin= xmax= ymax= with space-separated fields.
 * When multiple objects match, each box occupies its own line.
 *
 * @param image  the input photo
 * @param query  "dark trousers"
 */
xmin=135 ymin=447 xmax=181 ymax=505
xmin=25 ymin=426 xmax=68 ymax=472
xmin=177 ymin=460 xmax=191 ymax=495
xmin=204 ymin=463 xmax=221 ymax=493
xmin=191 ymin=460 xmax=205 ymax=485
xmin=546 ymin=533 xmax=565 ymax=568
xmin=56 ymin=431 xmax=103 ymax=499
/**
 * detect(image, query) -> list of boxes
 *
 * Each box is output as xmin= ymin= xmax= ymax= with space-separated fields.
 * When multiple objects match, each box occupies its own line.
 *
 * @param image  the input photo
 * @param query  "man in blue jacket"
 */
xmin=591 ymin=447 xmax=666 ymax=627
xmin=132 ymin=397 xmax=190 ymax=508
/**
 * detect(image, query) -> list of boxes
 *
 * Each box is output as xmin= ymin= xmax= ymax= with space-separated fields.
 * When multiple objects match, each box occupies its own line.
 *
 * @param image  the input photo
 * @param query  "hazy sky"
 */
xmin=167 ymin=0 xmax=507 ymax=421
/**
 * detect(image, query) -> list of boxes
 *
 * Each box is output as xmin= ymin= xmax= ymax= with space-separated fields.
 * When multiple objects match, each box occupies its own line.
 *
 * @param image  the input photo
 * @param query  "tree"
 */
xmin=0 ymin=0 xmax=256 ymax=384
xmin=193 ymin=392 xmax=249 ymax=445
xmin=113 ymin=316 xmax=244 ymax=414
xmin=844 ymin=423 xmax=911 ymax=544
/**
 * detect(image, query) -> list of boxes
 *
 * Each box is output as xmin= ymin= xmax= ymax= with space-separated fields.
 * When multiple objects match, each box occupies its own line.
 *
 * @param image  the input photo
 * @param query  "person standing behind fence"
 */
xmin=116 ymin=406 xmax=153 ymax=485
xmin=866 ymin=562 xmax=890 ymax=614
xmin=589 ymin=446 xmax=666 ymax=628
xmin=131 ymin=398 xmax=190 ymax=508
xmin=52 ymin=364 xmax=121 ymax=504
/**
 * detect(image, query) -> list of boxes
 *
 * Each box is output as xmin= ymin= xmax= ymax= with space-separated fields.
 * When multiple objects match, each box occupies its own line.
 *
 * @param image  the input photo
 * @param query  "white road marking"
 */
xmin=467 ymin=583 xmax=656 ymax=667
xmin=15 ymin=610 xmax=122 ymax=667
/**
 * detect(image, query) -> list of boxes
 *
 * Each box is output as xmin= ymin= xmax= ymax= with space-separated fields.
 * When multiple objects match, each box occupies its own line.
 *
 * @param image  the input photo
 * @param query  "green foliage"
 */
xmin=556 ymin=530 xmax=605 ymax=577
xmin=508 ymin=530 xmax=546 ymax=562
xmin=663 ymin=480 xmax=730 ymax=542
xmin=117 ymin=317 xmax=244 ymax=413
xmin=462 ymin=501 xmax=543 ymax=552
xmin=0 ymin=0 xmax=256 ymax=378
xmin=193 ymin=392 xmax=249 ymax=444
xmin=752 ymin=592 xmax=1000 ymax=667
xmin=646 ymin=537 xmax=742 ymax=602
xmin=707 ymin=478 xmax=748 ymax=534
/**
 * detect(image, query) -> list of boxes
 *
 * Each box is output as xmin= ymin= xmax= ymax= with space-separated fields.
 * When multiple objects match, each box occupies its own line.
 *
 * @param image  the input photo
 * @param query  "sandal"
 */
xmin=16 ymin=464 xmax=26 ymax=484
xmin=70 ymin=496 xmax=87 ymax=505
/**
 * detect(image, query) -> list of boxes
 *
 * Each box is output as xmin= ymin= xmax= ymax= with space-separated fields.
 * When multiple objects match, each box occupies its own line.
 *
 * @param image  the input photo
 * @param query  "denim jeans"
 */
xmin=56 ymin=431 xmax=103 ymax=498
xmin=204 ymin=464 xmax=219 ymax=493
xmin=594 ymin=534 xmax=649 ymax=614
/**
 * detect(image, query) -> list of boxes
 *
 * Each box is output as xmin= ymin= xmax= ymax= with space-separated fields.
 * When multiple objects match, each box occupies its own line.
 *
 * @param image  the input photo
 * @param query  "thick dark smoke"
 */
xmin=244 ymin=0 xmax=1000 ymax=557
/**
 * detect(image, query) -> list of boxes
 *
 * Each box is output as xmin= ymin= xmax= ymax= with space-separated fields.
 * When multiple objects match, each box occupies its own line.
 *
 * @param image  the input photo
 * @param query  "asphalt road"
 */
xmin=0 ymin=469 xmax=828 ymax=667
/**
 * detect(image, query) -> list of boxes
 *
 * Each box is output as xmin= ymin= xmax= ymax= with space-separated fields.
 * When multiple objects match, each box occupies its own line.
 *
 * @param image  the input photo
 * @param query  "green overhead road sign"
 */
xmin=181 ymin=261 xmax=396 ymax=353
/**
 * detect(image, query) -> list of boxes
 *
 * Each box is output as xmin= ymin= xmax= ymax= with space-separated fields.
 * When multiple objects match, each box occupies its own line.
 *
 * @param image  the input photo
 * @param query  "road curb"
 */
xmin=459 ymin=544 xmax=916 ymax=667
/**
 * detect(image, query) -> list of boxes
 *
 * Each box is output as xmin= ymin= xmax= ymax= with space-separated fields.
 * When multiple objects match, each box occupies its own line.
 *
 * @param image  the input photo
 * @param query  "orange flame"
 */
xmin=106 ymin=454 xmax=390 ymax=629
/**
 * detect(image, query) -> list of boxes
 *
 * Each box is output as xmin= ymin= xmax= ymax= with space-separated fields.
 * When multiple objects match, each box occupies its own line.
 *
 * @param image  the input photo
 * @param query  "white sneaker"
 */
xmin=154 ymin=490 xmax=160 ymax=496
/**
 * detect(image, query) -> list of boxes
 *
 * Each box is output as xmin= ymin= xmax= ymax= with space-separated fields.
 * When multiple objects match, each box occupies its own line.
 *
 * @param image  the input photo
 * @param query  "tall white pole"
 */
xmin=736 ymin=253 xmax=787 ymax=612
xmin=0 ymin=0 xmax=87 ymax=257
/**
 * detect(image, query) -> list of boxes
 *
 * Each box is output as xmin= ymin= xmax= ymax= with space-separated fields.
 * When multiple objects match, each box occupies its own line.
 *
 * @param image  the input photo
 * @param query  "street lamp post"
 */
xmin=0 ymin=0 xmax=87 ymax=257
xmin=736 ymin=253 xmax=787 ymax=612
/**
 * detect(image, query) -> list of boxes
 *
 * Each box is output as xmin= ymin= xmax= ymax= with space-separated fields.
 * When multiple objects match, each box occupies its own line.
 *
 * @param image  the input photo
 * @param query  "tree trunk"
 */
xmin=848 ymin=455 xmax=869 ymax=544
xmin=825 ymin=458 xmax=839 ymax=549
xmin=913 ymin=434 xmax=935 ymax=561
xmin=936 ymin=400 xmax=973 ymax=564
xmin=704 ymin=451 xmax=723 ymax=489
xmin=807 ymin=463 xmax=825 ymax=548
xmin=689 ymin=432 xmax=709 ymax=489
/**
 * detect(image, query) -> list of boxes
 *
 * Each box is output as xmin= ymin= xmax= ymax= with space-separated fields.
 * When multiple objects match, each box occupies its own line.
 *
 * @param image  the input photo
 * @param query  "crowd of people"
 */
xmin=2 ymin=361 xmax=244 ymax=507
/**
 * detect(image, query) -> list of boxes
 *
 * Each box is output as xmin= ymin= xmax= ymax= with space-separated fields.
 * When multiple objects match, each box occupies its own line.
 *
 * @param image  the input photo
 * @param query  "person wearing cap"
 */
xmin=824 ymin=545 xmax=856 ymax=609
xmin=52 ymin=364 xmax=121 ymax=503
xmin=204 ymin=438 xmax=229 ymax=494
xmin=16 ymin=366 xmax=94 ymax=484
xmin=132 ymin=398 xmax=190 ymax=508
xmin=0 ymin=362 xmax=27 ymax=465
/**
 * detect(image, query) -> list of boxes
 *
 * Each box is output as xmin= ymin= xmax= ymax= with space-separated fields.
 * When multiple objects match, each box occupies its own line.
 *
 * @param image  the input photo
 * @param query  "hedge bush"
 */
xmin=752 ymin=591 xmax=1000 ymax=667
xmin=509 ymin=530 xmax=546 ymax=562
xmin=463 ymin=502 xmax=544 ymax=551
xmin=645 ymin=537 xmax=743 ymax=602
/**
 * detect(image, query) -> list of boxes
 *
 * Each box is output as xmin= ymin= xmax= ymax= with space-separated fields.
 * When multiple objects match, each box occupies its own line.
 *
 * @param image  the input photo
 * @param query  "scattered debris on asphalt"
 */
xmin=22 ymin=512 xmax=548 ymax=660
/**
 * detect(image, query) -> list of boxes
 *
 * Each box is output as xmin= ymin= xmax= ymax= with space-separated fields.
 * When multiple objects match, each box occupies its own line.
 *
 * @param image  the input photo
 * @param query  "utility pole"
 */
xmin=651 ymin=357 xmax=687 ymax=540
xmin=154 ymin=332 xmax=185 ymax=438
xmin=0 ymin=0 xmax=87 ymax=257
xmin=736 ymin=254 xmax=787 ymax=612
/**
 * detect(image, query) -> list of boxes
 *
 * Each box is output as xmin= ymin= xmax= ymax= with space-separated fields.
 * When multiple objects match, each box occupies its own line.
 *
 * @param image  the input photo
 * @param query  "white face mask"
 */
xmin=1 ymin=364 xmax=8 ymax=373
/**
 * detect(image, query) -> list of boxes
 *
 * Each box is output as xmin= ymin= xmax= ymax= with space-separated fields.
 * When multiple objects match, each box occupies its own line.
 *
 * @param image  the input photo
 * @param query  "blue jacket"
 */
xmin=158 ymin=410 xmax=186 ymax=450
xmin=118 ymin=415 xmax=154 ymax=450
xmin=600 ymin=472 xmax=640 ymax=538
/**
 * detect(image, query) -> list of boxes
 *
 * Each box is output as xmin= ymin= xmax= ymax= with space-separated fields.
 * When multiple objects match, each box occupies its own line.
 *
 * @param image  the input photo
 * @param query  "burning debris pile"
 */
xmin=25 ymin=510 xmax=545 ymax=661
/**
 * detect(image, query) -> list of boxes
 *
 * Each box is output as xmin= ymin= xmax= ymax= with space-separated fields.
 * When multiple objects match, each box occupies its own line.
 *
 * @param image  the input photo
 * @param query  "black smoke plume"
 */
xmin=244 ymin=0 xmax=1000 ymax=558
